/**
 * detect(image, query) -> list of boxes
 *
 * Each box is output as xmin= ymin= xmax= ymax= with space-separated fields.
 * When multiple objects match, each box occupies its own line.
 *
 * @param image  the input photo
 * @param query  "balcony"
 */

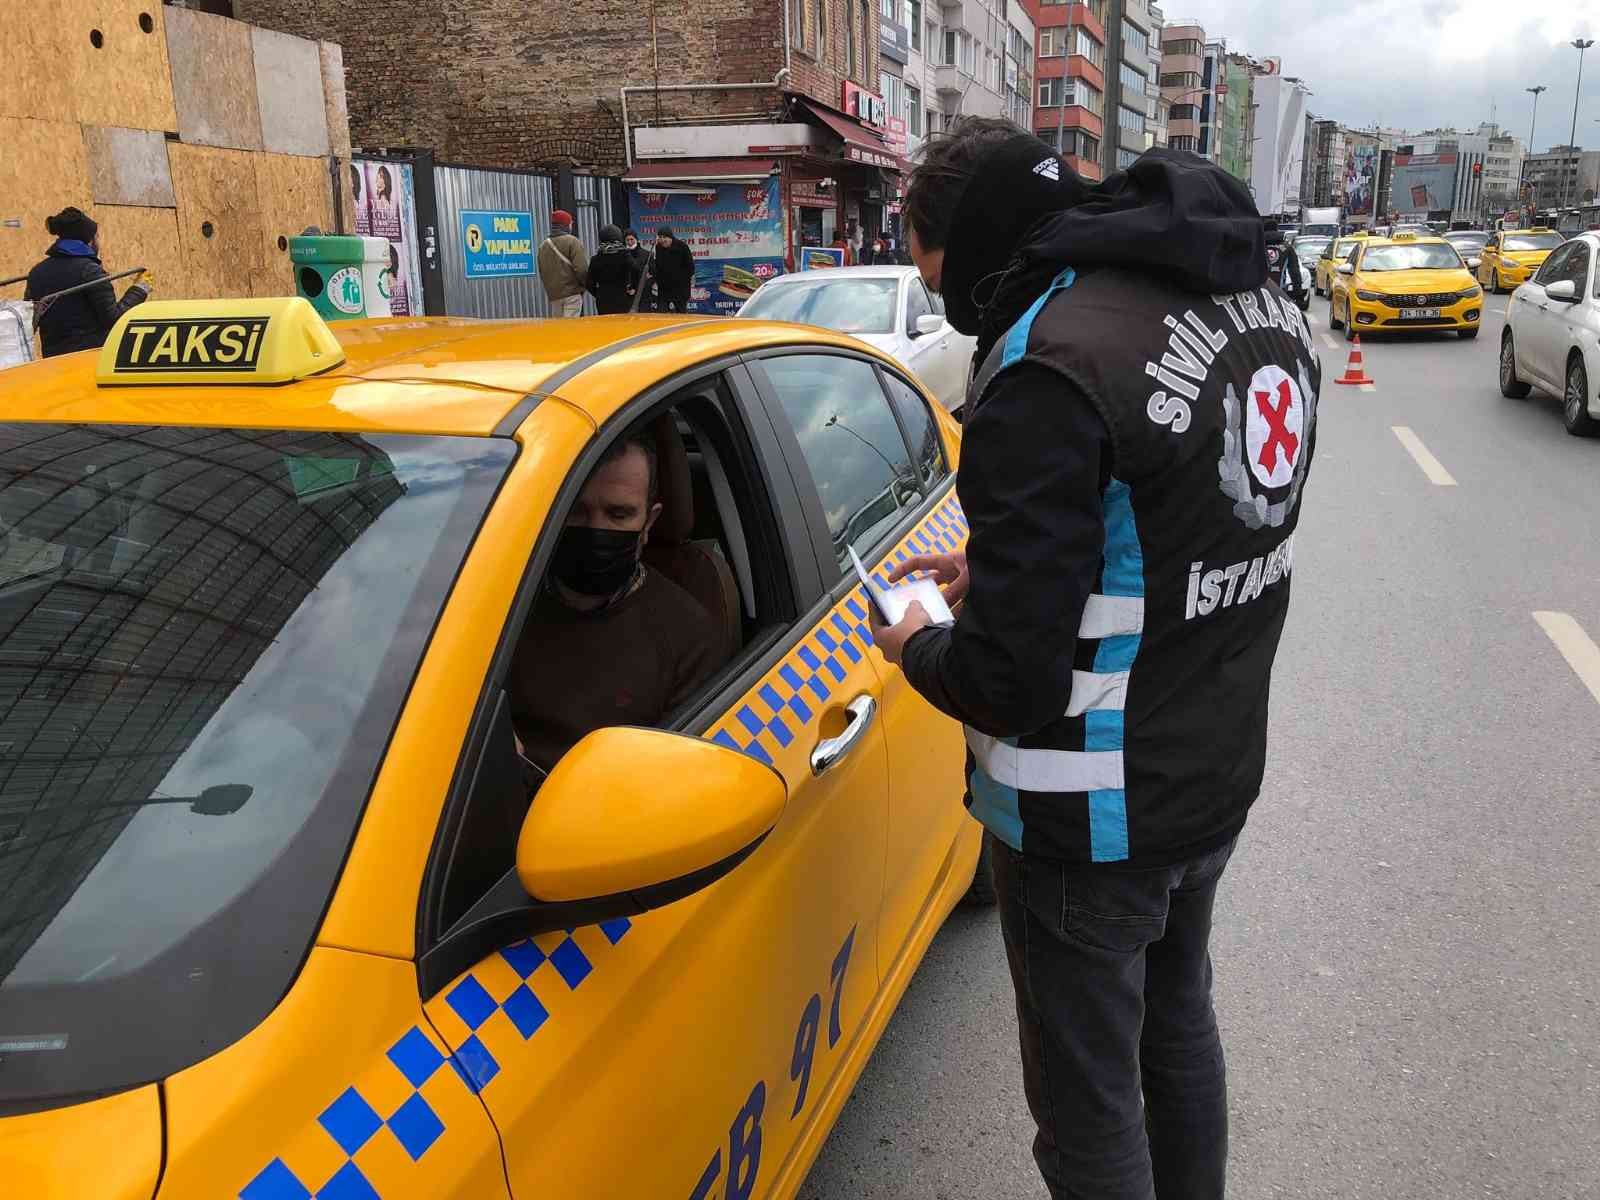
xmin=935 ymin=63 xmax=965 ymax=96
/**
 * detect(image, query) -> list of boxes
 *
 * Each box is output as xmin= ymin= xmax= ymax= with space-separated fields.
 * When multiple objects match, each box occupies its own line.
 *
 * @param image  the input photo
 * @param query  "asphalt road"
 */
xmin=800 ymin=292 xmax=1600 ymax=1200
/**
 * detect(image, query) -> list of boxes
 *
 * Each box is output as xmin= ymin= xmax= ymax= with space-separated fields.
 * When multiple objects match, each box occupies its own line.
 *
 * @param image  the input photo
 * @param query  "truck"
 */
xmin=1298 ymin=206 xmax=1342 ymax=239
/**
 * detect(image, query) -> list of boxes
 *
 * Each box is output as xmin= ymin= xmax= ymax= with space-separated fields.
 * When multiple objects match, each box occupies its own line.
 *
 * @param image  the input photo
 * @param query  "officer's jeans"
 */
xmin=992 ymin=836 xmax=1238 ymax=1200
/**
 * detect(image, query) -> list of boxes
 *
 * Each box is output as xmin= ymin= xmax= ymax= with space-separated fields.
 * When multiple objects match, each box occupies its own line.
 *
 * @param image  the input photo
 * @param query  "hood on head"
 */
xmin=940 ymin=140 xmax=1268 ymax=352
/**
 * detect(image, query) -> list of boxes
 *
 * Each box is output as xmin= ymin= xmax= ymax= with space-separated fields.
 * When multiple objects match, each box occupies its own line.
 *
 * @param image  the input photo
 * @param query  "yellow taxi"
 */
xmin=1313 ymin=232 xmax=1372 ymax=296
xmin=1329 ymin=233 xmax=1483 ymax=341
xmin=1476 ymin=226 xmax=1567 ymax=293
xmin=0 ymin=298 xmax=983 ymax=1199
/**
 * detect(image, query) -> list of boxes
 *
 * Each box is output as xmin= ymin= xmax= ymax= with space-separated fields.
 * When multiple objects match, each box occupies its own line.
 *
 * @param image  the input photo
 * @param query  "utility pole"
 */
xmin=1567 ymin=40 xmax=1593 ymax=212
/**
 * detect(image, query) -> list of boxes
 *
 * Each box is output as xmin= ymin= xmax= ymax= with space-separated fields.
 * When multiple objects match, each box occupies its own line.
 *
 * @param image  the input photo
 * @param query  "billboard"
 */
xmin=629 ymin=176 xmax=785 ymax=315
xmin=1345 ymin=142 xmax=1379 ymax=217
xmin=1391 ymin=153 xmax=1458 ymax=215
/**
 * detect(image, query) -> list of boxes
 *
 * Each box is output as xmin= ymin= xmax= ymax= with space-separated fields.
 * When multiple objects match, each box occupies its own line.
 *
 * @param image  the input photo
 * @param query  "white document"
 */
xmin=849 ymin=545 xmax=955 ymax=627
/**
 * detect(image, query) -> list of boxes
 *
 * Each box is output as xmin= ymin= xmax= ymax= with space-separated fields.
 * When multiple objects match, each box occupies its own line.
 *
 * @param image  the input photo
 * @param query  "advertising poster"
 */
xmin=1390 ymin=153 xmax=1458 ymax=215
xmin=460 ymin=210 xmax=535 ymax=277
xmin=801 ymin=246 xmax=846 ymax=270
xmin=629 ymin=177 xmax=785 ymax=315
xmin=349 ymin=159 xmax=426 ymax=316
xmin=1345 ymin=143 xmax=1378 ymax=217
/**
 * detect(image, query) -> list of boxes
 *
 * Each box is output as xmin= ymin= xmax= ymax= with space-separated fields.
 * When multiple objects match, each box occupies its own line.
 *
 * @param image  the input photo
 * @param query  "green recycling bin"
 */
xmin=289 ymin=235 xmax=392 ymax=321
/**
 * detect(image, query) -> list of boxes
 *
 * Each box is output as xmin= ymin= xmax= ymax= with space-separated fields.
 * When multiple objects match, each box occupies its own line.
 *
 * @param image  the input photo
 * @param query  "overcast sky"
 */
xmin=1171 ymin=1 xmax=1600 ymax=148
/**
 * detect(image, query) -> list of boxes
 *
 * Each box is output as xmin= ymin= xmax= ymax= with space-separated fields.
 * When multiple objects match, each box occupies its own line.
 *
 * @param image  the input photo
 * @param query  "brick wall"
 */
xmin=235 ymin=0 xmax=879 ymax=172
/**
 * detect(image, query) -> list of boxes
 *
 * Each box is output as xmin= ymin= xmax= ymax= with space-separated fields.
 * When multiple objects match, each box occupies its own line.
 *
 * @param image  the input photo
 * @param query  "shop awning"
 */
xmin=794 ymin=100 xmax=900 ymax=171
xmin=622 ymin=157 xmax=781 ymax=185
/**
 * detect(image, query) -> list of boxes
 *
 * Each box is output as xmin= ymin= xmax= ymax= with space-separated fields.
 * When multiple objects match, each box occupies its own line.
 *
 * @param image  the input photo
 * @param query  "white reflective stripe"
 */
xmin=1077 ymin=593 xmax=1144 ymax=639
xmin=1066 ymin=669 xmax=1128 ymax=717
xmin=966 ymin=728 xmax=1125 ymax=792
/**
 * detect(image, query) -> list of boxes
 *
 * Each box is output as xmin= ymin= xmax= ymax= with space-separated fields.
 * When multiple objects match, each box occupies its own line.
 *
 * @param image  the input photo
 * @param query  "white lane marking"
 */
xmin=1321 ymin=332 xmax=1340 ymax=350
xmin=1360 ymin=383 xmax=1376 ymax=393
xmin=1390 ymin=426 xmax=1457 ymax=485
xmin=1533 ymin=612 xmax=1600 ymax=708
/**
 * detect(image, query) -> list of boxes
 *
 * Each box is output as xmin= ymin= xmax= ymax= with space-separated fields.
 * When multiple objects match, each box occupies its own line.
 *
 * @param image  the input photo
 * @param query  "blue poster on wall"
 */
xmin=460 ymin=209 xmax=535 ymax=278
xmin=628 ymin=176 xmax=785 ymax=315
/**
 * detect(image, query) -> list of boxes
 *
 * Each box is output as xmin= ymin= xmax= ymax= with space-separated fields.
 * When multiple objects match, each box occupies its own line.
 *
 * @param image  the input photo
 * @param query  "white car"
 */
xmin=1501 ymin=231 xmax=1600 ymax=436
xmin=737 ymin=266 xmax=976 ymax=412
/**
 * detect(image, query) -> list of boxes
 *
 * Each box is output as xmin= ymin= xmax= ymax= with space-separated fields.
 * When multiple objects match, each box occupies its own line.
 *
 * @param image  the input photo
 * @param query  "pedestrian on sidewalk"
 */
xmin=871 ymin=120 xmax=1321 ymax=1200
xmin=648 ymin=227 xmax=695 ymax=314
xmin=24 ymin=206 xmax=152 ymax=357
xmin=587 ymin=225 xmax=641 ymax=315
xmin=538 ymin=209 xmax=590 ymax=317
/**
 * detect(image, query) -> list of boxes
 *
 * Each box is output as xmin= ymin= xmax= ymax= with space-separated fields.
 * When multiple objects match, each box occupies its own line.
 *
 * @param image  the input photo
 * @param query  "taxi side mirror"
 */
xmin=1338 ymin=263 xmax=1355 ymax=275
xmin=517 ymin=726 xmax=785 ymax=904
xmin=1467 ymin=257 xmax=1482 ymax=269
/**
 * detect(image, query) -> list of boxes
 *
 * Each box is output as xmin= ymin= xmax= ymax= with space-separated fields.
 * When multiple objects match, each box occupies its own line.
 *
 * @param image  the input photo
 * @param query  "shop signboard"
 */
xmin=630 ymin=175 xmax=785 ymax=315
xmin=1345 ymin=142 xmax=1379 ymax=217
xmin=885 ymin=116 xmax=908 ymax=159
xmin=459 ymin=210 xmax=535 ymax=278
xmin=846 ymin=144 xmax=898 ymax=169
xmin=879 ymin=16 xmax=910 ymax=64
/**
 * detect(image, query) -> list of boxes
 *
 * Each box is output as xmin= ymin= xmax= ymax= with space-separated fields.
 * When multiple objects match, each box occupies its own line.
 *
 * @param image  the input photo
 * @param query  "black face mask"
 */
xmin=552 ymin=525 xmax=640 ymax=598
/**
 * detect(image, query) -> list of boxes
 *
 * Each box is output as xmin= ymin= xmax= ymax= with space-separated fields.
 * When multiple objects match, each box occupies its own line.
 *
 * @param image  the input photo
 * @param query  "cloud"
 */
xmin=1171 ymin=0 xmax=1600 ymax=144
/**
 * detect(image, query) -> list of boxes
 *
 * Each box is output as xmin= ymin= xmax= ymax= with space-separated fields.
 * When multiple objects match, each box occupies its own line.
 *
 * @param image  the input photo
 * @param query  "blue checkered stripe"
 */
xmin=710 ymin=492 xmax=968 ymax=764
xmin=442 ymin=919 xmax=633 ymax=1092
xmin=240 ymin=1025 xmax=453 ymax=1200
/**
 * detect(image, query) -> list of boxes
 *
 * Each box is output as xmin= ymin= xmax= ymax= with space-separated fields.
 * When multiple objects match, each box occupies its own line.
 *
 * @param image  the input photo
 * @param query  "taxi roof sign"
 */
xmin=96 ymin=297 xmax=346 ymax=387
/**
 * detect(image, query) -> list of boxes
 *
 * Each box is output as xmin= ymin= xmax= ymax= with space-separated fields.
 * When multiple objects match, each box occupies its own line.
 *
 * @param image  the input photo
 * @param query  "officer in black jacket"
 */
xmin=872 ymin=120 xmax=1319 ymax=1200
xmin=24 ymin=207 xmax=151 ymax=357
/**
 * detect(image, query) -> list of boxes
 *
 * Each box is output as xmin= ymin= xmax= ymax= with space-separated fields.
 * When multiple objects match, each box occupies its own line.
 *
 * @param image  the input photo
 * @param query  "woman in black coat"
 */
xmin=586 ymin=225 xmax=641 ymax=315
xmin=24 ymin=207 xmax=151 ymax=357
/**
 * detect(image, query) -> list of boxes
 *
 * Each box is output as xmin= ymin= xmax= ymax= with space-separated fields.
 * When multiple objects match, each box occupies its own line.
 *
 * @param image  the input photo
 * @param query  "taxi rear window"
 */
xmin=1504 ymin=232 xmax=1564 ymax=251
xmin=0 ymin=423 xmax=513 ymax=1111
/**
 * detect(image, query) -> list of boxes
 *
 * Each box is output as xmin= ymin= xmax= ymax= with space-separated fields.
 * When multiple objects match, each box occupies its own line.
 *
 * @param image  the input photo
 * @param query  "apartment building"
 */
xmin=1018 ymin=0 xmax=1108 ymax=181
xmin=1219 ymin=52 xmax=1253 ymax=184
xmin=1249 ymin=69 xmax=1311 ymax=218
xmin=1102 ymin=0 xmax=1157 ymax=174
xmin=1145 ymin=3 xmax=1167 ymax=151
xmin=1160 ymin=21 xmax=1205 ymax=155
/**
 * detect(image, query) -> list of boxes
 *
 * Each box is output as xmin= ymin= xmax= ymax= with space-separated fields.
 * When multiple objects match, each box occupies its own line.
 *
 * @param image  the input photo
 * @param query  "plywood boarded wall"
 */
xmin=253 ymin=154 xmax=334 ymax=296
xmin=169 ymin=144 xmax=267 ymax=298
xmin=63 ymin=0 xmax=180 ymax=133
xmin=0 ymin=118 xmax=94 ymax=283
xmin=95 ymin=204 xmax=188 ymax=297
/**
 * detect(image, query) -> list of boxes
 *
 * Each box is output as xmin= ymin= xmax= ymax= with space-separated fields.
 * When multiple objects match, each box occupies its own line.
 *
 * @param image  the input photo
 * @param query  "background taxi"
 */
xmin=1329 ymin=233 xmax=1483 ymax=340
xmin=1313 ymin=232 xmax=1371 ymax=296
xmin=1477 ymin=227 xmax=1566 ymax=293
xmin=0 ymin=298 xmax=984 ymax=1199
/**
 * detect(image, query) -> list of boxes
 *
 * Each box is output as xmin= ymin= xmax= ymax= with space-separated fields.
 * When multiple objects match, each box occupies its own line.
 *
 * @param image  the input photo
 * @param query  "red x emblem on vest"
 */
xmin=1254 ymin=379 xmax=1299 ymax=475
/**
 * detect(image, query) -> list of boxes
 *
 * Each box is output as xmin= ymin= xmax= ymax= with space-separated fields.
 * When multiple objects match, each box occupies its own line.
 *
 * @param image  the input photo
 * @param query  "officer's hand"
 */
xmin=870 ymin=600 xmax=932 ymax=667
xmin=889 ymin=551 xmax=969 ymax=607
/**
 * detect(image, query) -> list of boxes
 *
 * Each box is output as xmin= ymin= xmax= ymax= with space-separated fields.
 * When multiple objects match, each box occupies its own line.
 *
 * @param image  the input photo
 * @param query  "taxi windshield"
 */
xmin=1504 ymin=232 xmax=1564 ymax=251
xmin=0 ymin=424 xmax=513 ymax=1110
xmin=739 ymin=277 xmax=899 ymax=334
xmin=1359 ymin=243 xmax=1463 ymax=271
xmin=1329 ymin=240 xmax=1359 ymax=257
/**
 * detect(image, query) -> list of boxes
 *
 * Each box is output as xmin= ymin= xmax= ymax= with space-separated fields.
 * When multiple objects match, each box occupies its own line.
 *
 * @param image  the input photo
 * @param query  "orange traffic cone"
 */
xmin=1334 ymin=335 xmax=1375 ymax=386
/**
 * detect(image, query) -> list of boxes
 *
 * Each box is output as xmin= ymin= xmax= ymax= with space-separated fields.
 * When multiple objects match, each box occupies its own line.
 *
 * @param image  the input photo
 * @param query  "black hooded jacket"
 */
xmin=901 ymin=144 xmax=1320 ymax=866
xmin=24 ymin=242 xmax=149 ymax=358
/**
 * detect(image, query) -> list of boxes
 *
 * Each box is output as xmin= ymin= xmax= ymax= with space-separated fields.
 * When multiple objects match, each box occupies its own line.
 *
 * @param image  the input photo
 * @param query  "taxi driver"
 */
xmin=509 ymin=433 xmax=719 ymax=773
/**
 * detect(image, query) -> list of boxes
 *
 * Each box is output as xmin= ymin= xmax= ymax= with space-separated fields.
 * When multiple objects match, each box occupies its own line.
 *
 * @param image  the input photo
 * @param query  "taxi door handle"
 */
xmin=811 ymin=694 xmax=878 ymax=777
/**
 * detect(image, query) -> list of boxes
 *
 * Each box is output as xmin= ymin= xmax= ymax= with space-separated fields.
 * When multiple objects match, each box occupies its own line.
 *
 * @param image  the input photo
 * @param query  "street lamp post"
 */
xmin=1567 ymin=40 xmax=1594 ymax=211
xmin=1524 ymin=85 xmax=1547 ymax=216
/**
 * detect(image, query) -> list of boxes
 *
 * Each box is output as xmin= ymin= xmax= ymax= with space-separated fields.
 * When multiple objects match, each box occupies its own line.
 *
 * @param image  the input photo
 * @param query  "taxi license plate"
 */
xmin=1400 ymin=308 xmax=1442 ymax=320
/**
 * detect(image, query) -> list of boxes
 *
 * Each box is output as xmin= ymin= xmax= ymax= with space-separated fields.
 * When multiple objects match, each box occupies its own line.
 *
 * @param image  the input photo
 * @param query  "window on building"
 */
xmin=815 ymin=0 xmax=826 ymax=54
xmin=1119 ymin=61 xmax=1146 ymax=95
xmin=1039 ymin=76 xmax=1065 ymax=106
xmin=880 ymin=0 xmax=898 ymax=17
xmin=961 ymin=32 xmax=977 ymax=75
xmin=1037 ymin=126 xmax=1101 ymax=161
xmin=910 ymin=0 xmax=921 ymax=49
xmin=1077 ymin=29 xmax=1104 ymax=65
xmin=846 ymin=0 xmax=858 ymax=76
xmin=1160 ymin=71 xmax=1200 ymax=88
xmin=1169 ymin=103 xmax=1197 ymax=121
xmin=943 ymin=29 xmax=957 ymax=64
xmin=1169 ymin=134 xmax=1197 ymax=151
xmin=1119 ymin=146 xmax=1140 ymax=169
xmin=1122 ymin=19 xmax=1148 ymax=60
xmin=793 ymin=0 xmax=806 ymax=47
xmin=1039 ymin=27 xmax=1063 ymax=56
xmin=864 ymin=0 xmax=874 ymax=80
xmin=883 ymin=71 xmax=904 ymax=123
xmin=907 ymin=84 xmax=922 ymax=135
xmin=1119 ymin=104 xmax=1145 ymax=134
xmin=1164 ymin=38 xmax=1203 ymax=56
